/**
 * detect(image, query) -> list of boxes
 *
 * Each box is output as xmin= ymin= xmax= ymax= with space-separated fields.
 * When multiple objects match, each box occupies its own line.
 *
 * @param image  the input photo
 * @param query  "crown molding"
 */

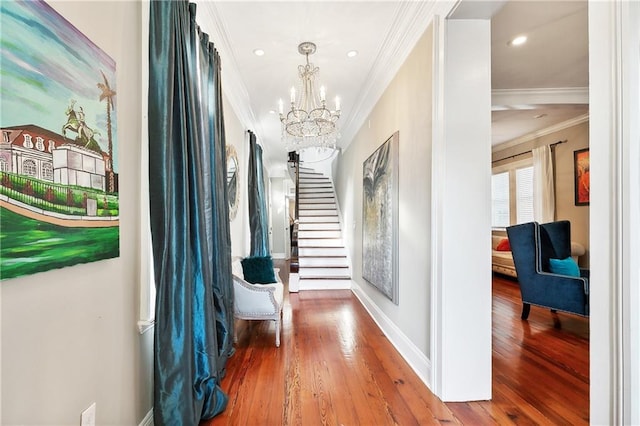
xmin=492 ymin=112 xmax=590 ymax=152
xmin=492 ymin=87 xmax=589 ymax=107
xmin=338 ymin=1 xmax=439 ymax=151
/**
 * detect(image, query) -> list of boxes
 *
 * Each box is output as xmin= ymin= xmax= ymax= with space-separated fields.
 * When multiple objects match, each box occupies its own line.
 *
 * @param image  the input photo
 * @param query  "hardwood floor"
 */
xmin=203 ymin=266 xmax=589 ymax=425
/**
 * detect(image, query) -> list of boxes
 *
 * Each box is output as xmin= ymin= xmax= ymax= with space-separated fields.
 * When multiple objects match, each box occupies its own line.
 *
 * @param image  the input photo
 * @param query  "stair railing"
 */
xmin=288 ymin=151 xmax=300 ymax=273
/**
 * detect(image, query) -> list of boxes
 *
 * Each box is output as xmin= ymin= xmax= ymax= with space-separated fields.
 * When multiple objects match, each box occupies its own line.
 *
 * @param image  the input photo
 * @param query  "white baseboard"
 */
xmin=139 ymin=408 xmax=153 ymax=426
xmin=351 ymin=281 xmax=432 ymax=390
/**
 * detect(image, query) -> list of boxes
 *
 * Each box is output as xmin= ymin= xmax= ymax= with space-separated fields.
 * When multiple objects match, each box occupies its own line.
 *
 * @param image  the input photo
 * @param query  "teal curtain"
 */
xmin=248 ymin=131 xmax=270 ymax=256
xmin=148 ymin=1 xmax=233 ymax=424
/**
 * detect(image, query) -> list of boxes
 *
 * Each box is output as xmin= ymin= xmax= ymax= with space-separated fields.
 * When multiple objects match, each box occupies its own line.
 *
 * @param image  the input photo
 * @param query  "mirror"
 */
xmin=226 ymin=144 xmax=239 ymax=220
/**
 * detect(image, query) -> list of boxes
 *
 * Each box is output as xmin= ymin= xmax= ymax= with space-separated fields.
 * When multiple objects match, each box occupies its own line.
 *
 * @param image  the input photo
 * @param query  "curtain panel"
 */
xmin=148 ymin=1 xmax=233 ymax=424
xmin=532 ymin=145 xmax=556 ymax=223
xmin=248 ymin=131 xmax=270 ymax=256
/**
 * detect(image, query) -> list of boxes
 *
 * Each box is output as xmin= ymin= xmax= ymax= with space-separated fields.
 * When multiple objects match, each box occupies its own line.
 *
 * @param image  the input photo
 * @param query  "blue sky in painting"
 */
xmin=0 ymin=0 xmax=118 ymax=171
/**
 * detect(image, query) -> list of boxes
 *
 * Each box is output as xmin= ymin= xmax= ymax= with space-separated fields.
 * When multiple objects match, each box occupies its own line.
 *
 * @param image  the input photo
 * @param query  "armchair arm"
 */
xmin=520 ymin=272 xmax=589 ymax=316
xmin=233 ymin=274 xmax=284 ymax=316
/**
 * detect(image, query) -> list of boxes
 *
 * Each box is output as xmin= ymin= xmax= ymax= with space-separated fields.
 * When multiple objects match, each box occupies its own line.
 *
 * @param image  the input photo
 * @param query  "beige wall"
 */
xmin=493 ymin=120 xmax=590 ymax=267
xmin=334 ymin=25 xmax=433 ymax=356
xmin=1 ymin=2 xmax=153 ymax=424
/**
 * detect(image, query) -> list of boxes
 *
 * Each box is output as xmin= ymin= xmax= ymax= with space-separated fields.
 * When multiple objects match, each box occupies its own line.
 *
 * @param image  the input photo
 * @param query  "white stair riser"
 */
xmin=299 ymin=198 xmax=336 ymax=204
xmin=299 ymin=203 xmax=336 ymax=210
xmin=299 ymin=247 xmax=347 ymax=257
xmin=299 ymin=279 xmax=352 ymax=290
xmin=298 ymin=238 xmax=343 ymax=247
xmin=299 ymin=257 xmax=349 ymax=268
xmin=298 ymin=230 xmax=342 ymax=239
xmin=299 ymin=187 xmax=333 ymax=192
xmin=300 ymin=181 xmax=332 ymax=186
xmin=298 ymin=216 xmax=340 ymax=223
xmin=300 ymin=269 xmax=350 ymax=279
xmin=298 ymin=223 xmax=341 ymax=231
xmin=299 ymin=194 xmax=334 ymax=200
xmin=299 ymin=178 xmax=331 ymax=183
xmin=299 ymin=210 xmax=338 ymax=216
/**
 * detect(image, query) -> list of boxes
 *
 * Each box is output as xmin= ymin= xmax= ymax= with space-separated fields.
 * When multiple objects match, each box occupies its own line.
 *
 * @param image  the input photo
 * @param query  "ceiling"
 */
xmin=194 ymin=0 xmax=588 ymax=173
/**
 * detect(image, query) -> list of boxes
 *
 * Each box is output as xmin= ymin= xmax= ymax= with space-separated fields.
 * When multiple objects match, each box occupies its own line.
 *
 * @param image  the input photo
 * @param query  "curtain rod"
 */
xmin=491 ymin=139 xmax=567 ymax=163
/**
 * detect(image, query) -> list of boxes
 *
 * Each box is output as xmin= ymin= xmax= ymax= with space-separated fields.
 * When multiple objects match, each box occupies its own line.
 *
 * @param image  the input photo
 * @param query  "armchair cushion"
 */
xmin=549 ymin=257 xmax=580 ymax=277
xmin=241 ymin=256 xmax=277 ymax=284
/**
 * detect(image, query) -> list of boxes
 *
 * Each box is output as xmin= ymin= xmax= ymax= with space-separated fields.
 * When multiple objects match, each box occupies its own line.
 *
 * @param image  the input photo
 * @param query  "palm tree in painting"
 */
xmin=97 ymin=70 xmax=116 ymax=192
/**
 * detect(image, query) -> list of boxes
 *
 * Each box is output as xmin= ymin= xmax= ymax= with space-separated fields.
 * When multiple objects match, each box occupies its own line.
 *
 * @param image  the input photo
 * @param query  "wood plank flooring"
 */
xmin=203 ymin=267 xmax=589 ymax=425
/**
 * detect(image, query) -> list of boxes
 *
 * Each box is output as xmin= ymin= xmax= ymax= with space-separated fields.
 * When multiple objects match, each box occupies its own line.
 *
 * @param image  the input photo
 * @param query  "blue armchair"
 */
xmin=506 ymin=221 xmax=589 ymax=320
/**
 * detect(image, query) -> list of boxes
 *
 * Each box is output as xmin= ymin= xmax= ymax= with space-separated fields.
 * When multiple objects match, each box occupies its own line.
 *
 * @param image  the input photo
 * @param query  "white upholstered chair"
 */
xmin=231 ymin=257 xmax=284 ymax=347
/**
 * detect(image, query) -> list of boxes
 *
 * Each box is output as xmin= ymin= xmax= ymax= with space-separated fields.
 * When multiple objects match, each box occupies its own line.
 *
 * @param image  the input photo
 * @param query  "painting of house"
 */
xmin=0 ymin=1 xmax=119 ymax=280
xmin=1 ymin=125 xmax=110 ymax=191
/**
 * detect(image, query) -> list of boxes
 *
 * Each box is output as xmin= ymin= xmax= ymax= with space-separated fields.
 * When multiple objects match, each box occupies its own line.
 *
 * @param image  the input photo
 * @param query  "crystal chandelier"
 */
xmin=279 ymin=42 xmax=341 ymax=152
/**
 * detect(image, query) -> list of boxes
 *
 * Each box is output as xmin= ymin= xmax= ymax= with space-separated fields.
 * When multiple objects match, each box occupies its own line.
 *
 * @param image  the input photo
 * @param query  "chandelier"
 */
xmin=279 ymin=42 xmax=341 ymax=152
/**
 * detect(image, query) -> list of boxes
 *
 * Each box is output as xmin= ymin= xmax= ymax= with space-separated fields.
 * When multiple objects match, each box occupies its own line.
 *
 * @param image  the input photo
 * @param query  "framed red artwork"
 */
xmin=574 ymin=148 xmax=590 ymax=206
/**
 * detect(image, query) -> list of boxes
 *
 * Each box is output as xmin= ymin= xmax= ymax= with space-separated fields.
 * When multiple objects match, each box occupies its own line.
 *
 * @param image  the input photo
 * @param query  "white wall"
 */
xmin=589 ymin=1 xmax=640 ymax=423
xmin=269 ymin=177 xmax=287 ymax=258
xmin=223 ymin=95 xmax=250 ymax=258
xmin=1 ymin=2 xmax=152 ymax=425
xmin=432 ymin=18 xmax=492 ymax=401
xmin=334 ymin=25 xmax=433 ymax=383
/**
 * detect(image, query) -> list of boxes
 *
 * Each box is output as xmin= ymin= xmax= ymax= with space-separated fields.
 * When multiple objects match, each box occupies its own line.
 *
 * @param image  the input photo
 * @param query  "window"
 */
xmin=35 ymin=136 xmax=45 ymax=151
xmin=492 ymin=160 xmax=534 ymax=227
xmin=42 ymin=162 xmax=53 ymax=181
xmin=22 ymin=134 xmax=33 ymax=149
xmin=23 ymin=159 xmax=36 ymax=176
xmin=516 ymin=166 xmax=534 ymax=224
xmin=491 ymin=172 xmax=510 ymax=227
xmin=0 ymin=158 xmax=8 ymax=172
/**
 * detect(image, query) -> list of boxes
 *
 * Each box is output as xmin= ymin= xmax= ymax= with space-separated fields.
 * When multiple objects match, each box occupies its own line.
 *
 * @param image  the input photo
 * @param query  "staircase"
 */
xmin=296 ymin=166 xmax=351 ymax=290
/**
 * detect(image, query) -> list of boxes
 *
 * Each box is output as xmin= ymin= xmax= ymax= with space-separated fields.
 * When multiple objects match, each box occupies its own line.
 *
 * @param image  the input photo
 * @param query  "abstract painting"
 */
xmin=0 ymin=1 xmax=119 ymax=280
xmin=573 ymin=148 xmax=589 ymax=206
xmin=362 ymin=132 xmax=399 ymax=304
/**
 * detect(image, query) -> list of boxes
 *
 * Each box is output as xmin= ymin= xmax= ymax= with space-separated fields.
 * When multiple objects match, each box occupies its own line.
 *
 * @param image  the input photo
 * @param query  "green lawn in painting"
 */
xmin=0 ymin=207 xmax=119 ymax=280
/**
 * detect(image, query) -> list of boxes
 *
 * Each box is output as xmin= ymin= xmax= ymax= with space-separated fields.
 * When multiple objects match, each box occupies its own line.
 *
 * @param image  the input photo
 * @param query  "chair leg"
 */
xmin=275 ymin=317 xmax=281 ymax=348
xmin=521 ymin=303 xmax=531 ymax=320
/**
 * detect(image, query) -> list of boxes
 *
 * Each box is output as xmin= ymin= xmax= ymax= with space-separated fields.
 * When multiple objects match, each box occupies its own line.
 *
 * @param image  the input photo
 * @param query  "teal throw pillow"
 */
xmin=241 ymin=256 xmax=277 ymax=284
xmin=549 ymin=257 xmax=580 ymax=277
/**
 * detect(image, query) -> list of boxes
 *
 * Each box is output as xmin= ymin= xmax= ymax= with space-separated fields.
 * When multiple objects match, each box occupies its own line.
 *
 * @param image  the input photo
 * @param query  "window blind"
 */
xmin=491 ymin=171 xmax=510 ymax=227
xmin=516 ymin=166 xmax=534 ymax=224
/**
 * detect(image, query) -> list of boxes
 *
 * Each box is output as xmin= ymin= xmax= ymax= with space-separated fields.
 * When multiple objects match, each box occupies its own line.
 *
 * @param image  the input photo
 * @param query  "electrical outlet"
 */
xmin=80 ymin=402 xmax=96 ymax=426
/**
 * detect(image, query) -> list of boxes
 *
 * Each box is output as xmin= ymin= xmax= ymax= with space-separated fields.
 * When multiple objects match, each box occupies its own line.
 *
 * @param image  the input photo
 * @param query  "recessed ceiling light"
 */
xmin=268 ymin=109 xmax=277 ymax=114
xmin=347 ymin=50 xmax=358 ymax=58
xmin=508 ymin=35 xmax=527 ymax=46
xmin=253 ymin=49 xmax=265 ymax=56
